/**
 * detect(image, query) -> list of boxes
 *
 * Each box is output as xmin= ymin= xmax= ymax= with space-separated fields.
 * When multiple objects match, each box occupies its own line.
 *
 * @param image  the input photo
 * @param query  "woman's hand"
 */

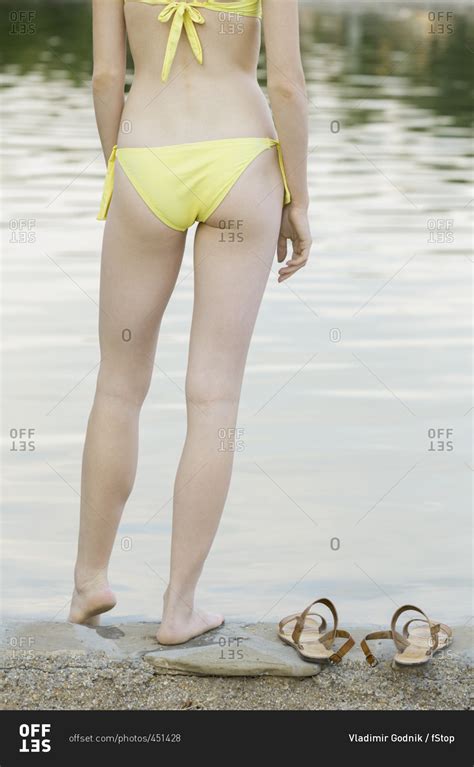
xmin=277 ymin=203 xmax=312 ymax=282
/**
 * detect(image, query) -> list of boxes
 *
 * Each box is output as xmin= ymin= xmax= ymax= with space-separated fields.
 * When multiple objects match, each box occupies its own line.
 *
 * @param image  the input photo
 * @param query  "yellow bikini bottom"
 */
xmin=97 ymin=137 xmax=291 ymax=232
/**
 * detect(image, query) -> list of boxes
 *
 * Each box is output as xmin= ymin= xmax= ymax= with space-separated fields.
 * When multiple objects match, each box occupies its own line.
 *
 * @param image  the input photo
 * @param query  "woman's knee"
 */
xmin=185 ymin=368 xmax=240 ymax=408
xmin=96 ymin=360 xmax=152 ymax=407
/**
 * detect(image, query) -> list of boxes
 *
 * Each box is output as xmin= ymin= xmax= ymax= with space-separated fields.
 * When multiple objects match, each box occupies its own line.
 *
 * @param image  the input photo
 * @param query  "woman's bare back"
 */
xmin=121 ymin=0 xmax=276 ymax=146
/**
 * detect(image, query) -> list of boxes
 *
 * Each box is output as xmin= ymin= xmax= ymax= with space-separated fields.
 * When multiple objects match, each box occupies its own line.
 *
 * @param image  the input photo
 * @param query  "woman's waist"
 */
xmin=120 ymin=80 xmax=276 ymax=145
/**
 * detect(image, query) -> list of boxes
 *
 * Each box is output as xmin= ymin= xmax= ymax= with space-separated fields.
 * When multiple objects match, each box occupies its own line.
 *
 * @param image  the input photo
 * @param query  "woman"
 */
xmin=69 ymin=0 xmax=311 ymax=644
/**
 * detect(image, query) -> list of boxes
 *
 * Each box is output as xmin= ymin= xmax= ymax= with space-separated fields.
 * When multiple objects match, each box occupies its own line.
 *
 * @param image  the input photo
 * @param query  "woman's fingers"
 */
xmin=286 ymin=252 xmax=307 ymax=268
xmin=277 ymin=239 xmax=311 ymax=282
xmin=278 ymin=262 xmax=306 ymax=282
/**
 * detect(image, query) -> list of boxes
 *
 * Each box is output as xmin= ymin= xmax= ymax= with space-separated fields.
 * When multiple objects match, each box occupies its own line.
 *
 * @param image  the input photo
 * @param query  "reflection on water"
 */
xmin=2 ymin=2 xmax=472 ymax=625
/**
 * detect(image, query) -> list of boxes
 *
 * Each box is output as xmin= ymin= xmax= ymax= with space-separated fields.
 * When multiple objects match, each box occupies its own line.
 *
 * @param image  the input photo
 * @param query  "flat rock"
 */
xmin=144 ymin=623 xmax=320 ymax=677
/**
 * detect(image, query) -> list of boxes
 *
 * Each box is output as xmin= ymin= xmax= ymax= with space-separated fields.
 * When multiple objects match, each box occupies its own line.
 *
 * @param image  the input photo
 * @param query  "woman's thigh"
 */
xmin=187 ymin=148 xmax=284 ymax=400
xmin=97 ymin=164 xmax=186 ymax=402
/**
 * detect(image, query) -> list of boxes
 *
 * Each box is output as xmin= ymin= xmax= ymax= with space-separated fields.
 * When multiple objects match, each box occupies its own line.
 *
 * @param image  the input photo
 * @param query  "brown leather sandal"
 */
xmin=361 ymin=604 xmax=453 ymax=667
xmin=278 ymin=597 xmax=355 ymax=664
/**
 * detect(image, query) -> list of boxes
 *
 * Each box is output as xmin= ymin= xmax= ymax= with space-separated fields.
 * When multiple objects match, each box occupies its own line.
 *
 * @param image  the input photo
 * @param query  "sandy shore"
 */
xmin=2 ymin=656 xmax=472 ymax=711
xmin=1 ymin=622 xmax=471 ymax=711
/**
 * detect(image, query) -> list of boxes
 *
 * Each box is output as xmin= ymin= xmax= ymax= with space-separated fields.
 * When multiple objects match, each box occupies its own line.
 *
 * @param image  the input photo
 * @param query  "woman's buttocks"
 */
xmin=119 ymin=2 xmax=275 ymax=146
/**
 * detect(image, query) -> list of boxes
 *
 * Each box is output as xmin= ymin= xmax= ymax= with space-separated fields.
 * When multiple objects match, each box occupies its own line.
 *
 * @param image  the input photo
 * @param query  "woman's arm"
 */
xmin=262 ymin=0 xmax=312 ymax=281
xmin=92 ymin=0 xmax=127 ymax=161
xmin=263 ymin=0 xmax=308 ymax=208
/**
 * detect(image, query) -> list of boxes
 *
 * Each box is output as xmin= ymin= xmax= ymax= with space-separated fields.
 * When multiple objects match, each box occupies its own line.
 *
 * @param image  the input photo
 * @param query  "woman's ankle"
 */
xmin=73 ymin=568 xmax=110 ymax=594
xmin=162 ymin=585 xmax=195 ymax=620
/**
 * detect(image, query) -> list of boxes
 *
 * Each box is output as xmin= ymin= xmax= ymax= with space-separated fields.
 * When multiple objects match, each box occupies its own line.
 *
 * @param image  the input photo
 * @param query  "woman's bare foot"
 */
xmin=157 ymin=590 xmax=224 ymax=645
xmin=157 ymin=609 xmax=224 ymax=645
xmin=68 ymin=576 xmax=116 ymax=625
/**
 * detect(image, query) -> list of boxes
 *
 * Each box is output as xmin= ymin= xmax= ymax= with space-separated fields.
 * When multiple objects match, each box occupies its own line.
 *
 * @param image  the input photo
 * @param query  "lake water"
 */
xmin=2 ymin=1 xmax=472 ymax=627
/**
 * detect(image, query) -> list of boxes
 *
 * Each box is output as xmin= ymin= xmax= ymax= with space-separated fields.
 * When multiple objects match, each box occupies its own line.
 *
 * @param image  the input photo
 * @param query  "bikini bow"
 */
xmin=158 ymin=1 xmax=205 ymax=82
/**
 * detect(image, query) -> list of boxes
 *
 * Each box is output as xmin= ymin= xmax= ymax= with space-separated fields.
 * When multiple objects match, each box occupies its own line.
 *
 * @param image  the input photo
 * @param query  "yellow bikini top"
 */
xmin=124 ymin=0 xmax=262 ymax=82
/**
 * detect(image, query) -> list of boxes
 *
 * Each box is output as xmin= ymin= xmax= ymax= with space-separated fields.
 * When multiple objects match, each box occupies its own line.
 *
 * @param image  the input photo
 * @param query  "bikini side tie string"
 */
xmin=97 ymin=144 xmax=117 ymax=221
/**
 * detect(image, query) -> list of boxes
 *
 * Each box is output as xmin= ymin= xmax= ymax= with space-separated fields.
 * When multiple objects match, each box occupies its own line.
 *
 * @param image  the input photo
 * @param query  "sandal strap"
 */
xmin=292 ymin=598 xmax=338 ymax=645
xmin=278 ymin=612 xmax=299 ymax=633
xmin=360 ymin=630 xmax=393 ymax=666
xmin=278 ymin=611 xmax=327 ymax=635
xmin=327 ymin=629 xmax=355 ymax=664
